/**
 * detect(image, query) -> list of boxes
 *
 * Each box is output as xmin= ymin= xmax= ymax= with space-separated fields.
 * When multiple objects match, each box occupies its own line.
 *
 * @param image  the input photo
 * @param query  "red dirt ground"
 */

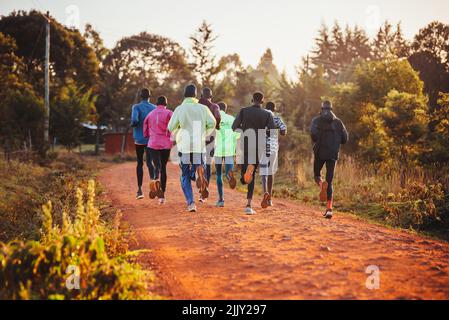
xmin=99 ymin=162 xmax=449 ymax=300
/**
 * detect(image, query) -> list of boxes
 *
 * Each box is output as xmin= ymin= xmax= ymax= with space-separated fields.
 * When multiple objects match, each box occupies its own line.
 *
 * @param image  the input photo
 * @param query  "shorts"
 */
xmin=259 ymin=151 xmax=279 ymax=176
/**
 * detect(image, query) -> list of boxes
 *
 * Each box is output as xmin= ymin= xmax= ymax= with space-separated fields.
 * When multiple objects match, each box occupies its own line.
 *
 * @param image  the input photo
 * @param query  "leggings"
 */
xmin=215 ymin=156 xmax=234 ymax=202
xmin=313 ymin=158 xmax=336 ymax=201
xmin=149 ymin=148 xmax=171 ymax=192
xmin=241 ymin=163 xmax=258 ymax=200
xmin=205 ymin=147 xmax=215 ymax=184
xmin=135 ymin=144 xmax=154 ymax=188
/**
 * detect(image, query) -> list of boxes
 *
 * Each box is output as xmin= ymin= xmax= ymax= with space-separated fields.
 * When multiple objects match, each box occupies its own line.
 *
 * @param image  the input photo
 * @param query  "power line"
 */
xmin=28 ymin=24 xmax=44 ymax=66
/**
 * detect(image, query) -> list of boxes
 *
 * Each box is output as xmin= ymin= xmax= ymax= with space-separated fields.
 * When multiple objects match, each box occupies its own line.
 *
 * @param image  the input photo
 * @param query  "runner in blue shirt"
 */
xmin=130 ymin=88 xmax=156 ymax=199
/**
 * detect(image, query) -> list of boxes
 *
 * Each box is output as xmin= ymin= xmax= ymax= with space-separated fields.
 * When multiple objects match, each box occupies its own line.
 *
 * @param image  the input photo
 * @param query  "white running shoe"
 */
xmin=244 ymin=206 xmax=256 ymax=215
xmin=187 ymin=203 xmax=197 ymax=212
xmin=159 ymin=198 xmax=165 ymax=204
xmin=323 ymin=209 xmax=333 ymax=219
xmin=136 ymin=190 xmax=144 ymax=200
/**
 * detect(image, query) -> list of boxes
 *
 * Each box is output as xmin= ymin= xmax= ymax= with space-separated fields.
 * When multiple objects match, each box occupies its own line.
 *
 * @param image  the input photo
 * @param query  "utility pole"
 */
xmin=44 ymin=11 xmax=50 ymax=145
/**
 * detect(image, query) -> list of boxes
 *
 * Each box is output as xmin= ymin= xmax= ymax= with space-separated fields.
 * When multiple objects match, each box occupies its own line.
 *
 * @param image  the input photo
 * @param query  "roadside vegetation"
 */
xmin=247 ymin=157 xmax=449 ymax=241
xmin=0 ymin=155 xmax=155 ymax=299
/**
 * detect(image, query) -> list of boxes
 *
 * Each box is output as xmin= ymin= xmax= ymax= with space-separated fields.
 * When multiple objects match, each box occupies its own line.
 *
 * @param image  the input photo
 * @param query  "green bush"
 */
xmin=383 ymin=182 xmax=449 ymax=230
xmin=0 ymin=181 xmax=149 ymax=300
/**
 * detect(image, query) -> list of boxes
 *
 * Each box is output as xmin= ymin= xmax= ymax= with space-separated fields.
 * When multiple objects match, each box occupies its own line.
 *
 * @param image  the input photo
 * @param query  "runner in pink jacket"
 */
xmin=143 ymin=96 xmax=173 ymax=204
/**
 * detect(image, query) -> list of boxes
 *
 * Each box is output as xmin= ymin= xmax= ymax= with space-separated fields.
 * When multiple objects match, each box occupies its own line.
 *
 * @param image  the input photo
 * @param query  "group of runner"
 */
xmin=130 ymin=84 xmax=348 ymax=218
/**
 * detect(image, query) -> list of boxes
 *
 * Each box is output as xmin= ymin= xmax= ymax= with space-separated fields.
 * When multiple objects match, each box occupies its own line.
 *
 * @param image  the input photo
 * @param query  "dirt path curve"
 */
xmin=99 ymin=162 xmax=449 ymax=300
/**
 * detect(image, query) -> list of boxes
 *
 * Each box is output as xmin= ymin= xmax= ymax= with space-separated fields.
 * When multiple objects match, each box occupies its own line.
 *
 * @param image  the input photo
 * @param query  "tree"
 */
xmin=84 ymin=24 xmax=109 ymax=66
xmin=412 ymin=21 xmax=449 ymax=65
xmin=358 ymin=103 xmax=392 ymax=166
xmin=354 ymin=59 xmax=424 ymax=107
xmin=328 ymin=82 xmax=360 ymax=151
xmin=102 ymin=32 xmax=191 ymax=129
xmin=349 ymin=26 xmax=372 ymax=62
xmin=255 ymin=48 xmax=280 ymax=85
xmin=0 ymin=10 xmax=99 ymax=93
xmin=329 ymin=59 xmax=427 ymax=165
xmin=312 ymin=23 xmax=336 ymax=79
xmin=299 ymin=64 xmax=330 ymax=130
xmin=311 ymin=22 xmax=371 ymax=82
xmin=0 ymin=32 xmax=44 ymax=152
xmin=422 ymin=93 xmax=449 ymax=164
xmin=0 ymin=11 xmax=100 ymax=155
xmin=409 ymin=21 xmax=449 ymax=113
xmin=50 ymin=83 xmax=96 ymax=150
xmin=211 ymin=53 xmax=244 ymax=103
xmin=232 ymin=68 xmax=257 ymax=110
xmin=379 ymin=90 xmax=428 ymax=162
xmin=434 ymin=93 xmax=449 ymax=139
xmin=0 ymin=88 xmax=44 ymax=152
xmin=0 ymin=32 xmax=27 ymax=96
xmin=372 ymin=21 xmax=410 ymax=60
xmin=276 ymin=72 xmax=303 ymax=116
xmin=189 ymin=20 xmax=222 ymax=87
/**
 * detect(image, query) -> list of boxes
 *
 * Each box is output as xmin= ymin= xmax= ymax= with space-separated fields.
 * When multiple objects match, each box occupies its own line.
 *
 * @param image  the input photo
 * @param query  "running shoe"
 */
xmin=187 ymin=203 xmax=197 ymax=212
xmin=136 ymin=190 xmax=144 ymax=200
xmin=216 ymin=201 xmax=225 ymax=207
xmin=244 ymin=206 xmax=256 ymax=215
xmin=154 ymin=181 xmax=164 ymax=198
xmin=261 ymin=192 xmax=271 ymax=209
xmin=149 ymin=190 xmax=157 ymax=199
xmin=154 ymin=179 xmax=161 ymax=192
xmin=243 ymin=165 xmax=255 ymax=184
xmin=323 ymin=209 xmax=333 ymax=219
xmin=319 ymin=181 xmax=328 ymax=202
xmin=159 ymin=198 xmax=165 ymax=204
xmin=149 ymin=180 xmax=157 ymax=192
xmin=196 ymin=166 xmax=209 ymax=199
xmin=227 ymin=171 xmax=237 ymax=189
xmin=148 ymin=181 xmax=157 ymax=199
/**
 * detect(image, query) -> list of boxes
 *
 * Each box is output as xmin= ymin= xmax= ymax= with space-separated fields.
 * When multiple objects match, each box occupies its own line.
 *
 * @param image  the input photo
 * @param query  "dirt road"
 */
xmin=99 ymin=162 xmax=449 ymax=299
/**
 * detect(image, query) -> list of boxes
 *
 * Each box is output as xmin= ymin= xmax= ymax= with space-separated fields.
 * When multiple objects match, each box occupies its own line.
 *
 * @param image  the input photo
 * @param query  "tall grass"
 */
xmin=274 ymin=156 xmax=449 ymax=239
xmin=0 ymin=156 xmax=155 ymax=299
xmin=0 ymin=180 xmax=150 ymax=300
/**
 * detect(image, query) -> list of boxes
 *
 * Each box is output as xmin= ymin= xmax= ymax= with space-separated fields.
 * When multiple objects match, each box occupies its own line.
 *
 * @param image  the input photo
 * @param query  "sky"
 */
xmin=1 ymin=0 xmax=448 ymax=79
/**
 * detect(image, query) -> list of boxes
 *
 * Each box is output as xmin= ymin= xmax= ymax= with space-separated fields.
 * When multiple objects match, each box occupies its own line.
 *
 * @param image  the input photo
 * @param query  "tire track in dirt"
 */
xmin=99 ymin=162 xmax=449 ymax=299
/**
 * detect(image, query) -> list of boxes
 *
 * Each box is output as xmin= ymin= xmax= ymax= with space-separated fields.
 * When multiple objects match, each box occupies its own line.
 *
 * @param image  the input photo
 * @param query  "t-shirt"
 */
xmin=266 ymin=110 xmax=287 ymax=154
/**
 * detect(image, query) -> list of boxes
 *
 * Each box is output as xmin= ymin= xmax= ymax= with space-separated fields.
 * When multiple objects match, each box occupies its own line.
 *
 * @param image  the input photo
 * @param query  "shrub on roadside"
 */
xmin=0 ymin=180 xmax=149 ymax=300
xmin=0 ymin=159 xmax=48 ymax=241
xmin=273 ymin=156 xmax=449 ymax=239
xmin=383 ymin=182 xmax=449 ymax=230
xmin=0 ymin=156 xmax=101 ymax=242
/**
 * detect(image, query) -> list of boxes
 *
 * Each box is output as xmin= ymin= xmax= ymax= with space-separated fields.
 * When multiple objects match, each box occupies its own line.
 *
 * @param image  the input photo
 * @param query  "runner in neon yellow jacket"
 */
xmin=214 ymin=102 xmax=240 ymax=207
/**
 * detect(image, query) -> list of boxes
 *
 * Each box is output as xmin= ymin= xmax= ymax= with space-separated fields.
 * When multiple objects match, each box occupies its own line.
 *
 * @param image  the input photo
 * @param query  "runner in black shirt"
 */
xmin=232 ymin=91 xmax=275 ymax=215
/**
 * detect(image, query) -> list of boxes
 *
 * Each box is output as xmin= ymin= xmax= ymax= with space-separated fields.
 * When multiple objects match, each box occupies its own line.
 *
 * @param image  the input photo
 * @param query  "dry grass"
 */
xmin=266 ymin=156 xmax=449 ymax=240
